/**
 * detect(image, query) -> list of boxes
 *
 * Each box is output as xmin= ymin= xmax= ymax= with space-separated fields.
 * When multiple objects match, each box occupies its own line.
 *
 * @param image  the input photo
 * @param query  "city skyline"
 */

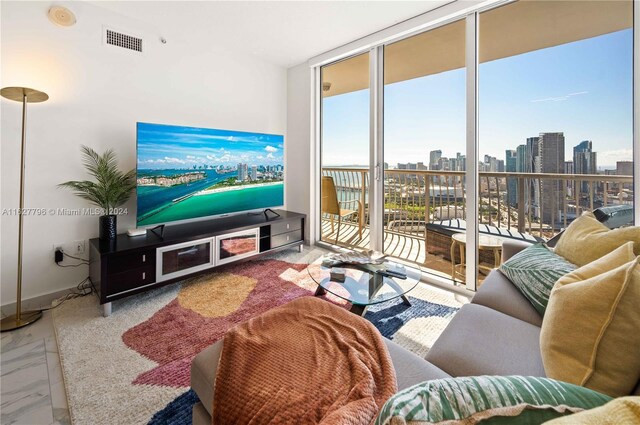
xmin=322 ymin=28 xmax=632 ymax=169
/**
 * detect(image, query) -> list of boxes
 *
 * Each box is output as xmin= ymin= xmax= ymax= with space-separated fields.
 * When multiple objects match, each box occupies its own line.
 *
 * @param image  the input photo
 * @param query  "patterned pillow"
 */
xmin=499 ymin=243 xmax=576 ymax=316
xmin=375 ymin=376 xmax=612 ymax=425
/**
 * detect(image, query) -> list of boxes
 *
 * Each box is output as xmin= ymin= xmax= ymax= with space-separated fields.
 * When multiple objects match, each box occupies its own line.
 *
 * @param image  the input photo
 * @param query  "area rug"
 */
xmin=53 ymin=248 xmax=466 ymax=424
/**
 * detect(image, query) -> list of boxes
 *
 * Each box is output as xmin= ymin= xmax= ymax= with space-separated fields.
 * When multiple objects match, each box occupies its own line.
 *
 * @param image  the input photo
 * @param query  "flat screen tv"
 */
xmin=136 ymin=122 xmax=284 ymax=227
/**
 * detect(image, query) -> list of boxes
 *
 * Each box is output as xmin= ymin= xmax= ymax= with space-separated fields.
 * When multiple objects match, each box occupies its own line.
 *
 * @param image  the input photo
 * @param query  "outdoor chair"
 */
xmin=321 ymin=176 xmax=363 ymax=243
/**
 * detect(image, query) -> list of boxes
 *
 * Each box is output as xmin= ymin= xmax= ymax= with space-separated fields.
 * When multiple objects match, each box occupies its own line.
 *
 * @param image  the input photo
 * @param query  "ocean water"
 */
xmin=137 ymin=169 xmax=231 ymax=218
xmin=137 ymin=183 xmax=284 ymax=226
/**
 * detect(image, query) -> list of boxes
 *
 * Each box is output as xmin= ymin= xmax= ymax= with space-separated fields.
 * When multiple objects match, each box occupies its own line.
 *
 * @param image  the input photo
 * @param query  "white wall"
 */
xmin=1 ymin=1 xmax=287 ymax=305
xmin=285 ymin=63 xmax=312 ymax=242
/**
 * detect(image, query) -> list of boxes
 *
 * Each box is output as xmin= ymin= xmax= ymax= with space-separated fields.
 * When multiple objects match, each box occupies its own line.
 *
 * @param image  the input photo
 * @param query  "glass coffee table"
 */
xmin=308 ymin=256 xmax=421 ymax=315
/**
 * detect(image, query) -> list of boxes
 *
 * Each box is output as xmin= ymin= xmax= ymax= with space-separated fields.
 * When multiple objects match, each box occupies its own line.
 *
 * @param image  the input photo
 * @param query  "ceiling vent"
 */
xmin=104 ymin=28 xmax=143 ymax=53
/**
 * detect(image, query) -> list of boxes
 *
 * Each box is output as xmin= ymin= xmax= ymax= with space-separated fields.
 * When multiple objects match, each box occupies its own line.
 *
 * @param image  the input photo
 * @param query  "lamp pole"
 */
xmin=1 ymin=86 xmax=49 ymax=332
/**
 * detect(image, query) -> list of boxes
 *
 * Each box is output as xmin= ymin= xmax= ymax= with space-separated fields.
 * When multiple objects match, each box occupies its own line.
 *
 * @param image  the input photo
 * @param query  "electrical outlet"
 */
xmin=74 ymin=240 xmax=86 ymax=255
xmin=52 ymin=240 xmax=86 ymax=256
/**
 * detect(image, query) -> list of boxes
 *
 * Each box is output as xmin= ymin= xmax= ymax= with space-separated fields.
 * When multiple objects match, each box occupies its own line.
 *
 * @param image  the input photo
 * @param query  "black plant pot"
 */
xmin=99 ymin=215 xmax=117 ymax=240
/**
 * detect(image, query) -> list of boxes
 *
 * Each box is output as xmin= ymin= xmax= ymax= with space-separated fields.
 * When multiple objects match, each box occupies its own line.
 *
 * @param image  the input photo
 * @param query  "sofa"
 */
xmin=189 ymin=239 xmax=640 ymax=424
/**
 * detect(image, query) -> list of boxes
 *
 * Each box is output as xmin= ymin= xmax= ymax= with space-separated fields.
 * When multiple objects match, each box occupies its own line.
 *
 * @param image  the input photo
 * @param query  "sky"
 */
xmin=322 ymin=28 xmax=633 ymax=169
xmin=137 ymin=122 xmax=284 ymax=170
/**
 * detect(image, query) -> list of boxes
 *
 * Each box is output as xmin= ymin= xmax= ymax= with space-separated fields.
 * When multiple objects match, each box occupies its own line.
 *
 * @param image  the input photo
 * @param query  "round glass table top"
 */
xmin=308 ymin=255 xmax=421 ymax=307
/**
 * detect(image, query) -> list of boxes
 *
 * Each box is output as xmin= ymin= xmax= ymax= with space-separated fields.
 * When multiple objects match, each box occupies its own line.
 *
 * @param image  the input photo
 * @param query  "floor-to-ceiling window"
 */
xmin=383 ymin=19 xmax=466 ymax=279
xmin=475 ymin=0 xmax=633 ymax=285
xmin=320 ymin=53 xmax=370 ymax=246
xmin=315 ymin=0 xmax=634 ymax=290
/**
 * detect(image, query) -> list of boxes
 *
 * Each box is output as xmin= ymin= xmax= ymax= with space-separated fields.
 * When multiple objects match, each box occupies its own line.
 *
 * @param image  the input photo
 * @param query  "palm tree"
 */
xmin=59 ymin=145 xmax=136 ymax=213
xmin=59 ymin=146 xmax=135 ymax=239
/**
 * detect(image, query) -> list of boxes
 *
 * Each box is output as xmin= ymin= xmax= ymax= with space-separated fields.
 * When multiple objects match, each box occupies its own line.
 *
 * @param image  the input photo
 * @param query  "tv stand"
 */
xmin=89 ymin=209 xmax=305 ymax=316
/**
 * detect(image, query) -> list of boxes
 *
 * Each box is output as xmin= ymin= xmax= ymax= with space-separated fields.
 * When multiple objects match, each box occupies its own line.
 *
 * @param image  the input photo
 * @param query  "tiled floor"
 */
xmin=1 ymin=312 xmax=71 ymax=425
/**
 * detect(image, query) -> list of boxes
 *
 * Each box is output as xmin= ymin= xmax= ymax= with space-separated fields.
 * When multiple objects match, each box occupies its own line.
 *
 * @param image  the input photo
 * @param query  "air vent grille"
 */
xmin=105 ymin=29 xmax=142 ymax=52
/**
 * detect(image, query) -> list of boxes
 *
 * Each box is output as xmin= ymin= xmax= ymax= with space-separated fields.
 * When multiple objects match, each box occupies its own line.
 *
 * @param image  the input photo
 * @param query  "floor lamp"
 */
xmin=1 ymin=86 xmax=49 ymax=332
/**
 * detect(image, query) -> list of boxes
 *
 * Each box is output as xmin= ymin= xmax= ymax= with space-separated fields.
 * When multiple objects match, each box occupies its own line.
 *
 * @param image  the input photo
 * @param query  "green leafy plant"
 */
xmin=59 ymin=145 xmax=136 ymax=214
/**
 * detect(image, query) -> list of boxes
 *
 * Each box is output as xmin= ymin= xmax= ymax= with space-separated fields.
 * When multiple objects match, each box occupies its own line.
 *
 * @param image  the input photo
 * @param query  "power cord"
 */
xmin=40 ymin=277 xmax=93 ymax=311
xmin=63 ymin=251 xmax=89 ymax=264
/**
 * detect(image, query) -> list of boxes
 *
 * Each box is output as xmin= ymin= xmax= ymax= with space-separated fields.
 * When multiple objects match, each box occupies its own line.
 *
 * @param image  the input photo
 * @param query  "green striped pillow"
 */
xmin=499 ymin=243 xmax=576 ymax=316
xmin=375 ymin=376 xmax=612 ymax=425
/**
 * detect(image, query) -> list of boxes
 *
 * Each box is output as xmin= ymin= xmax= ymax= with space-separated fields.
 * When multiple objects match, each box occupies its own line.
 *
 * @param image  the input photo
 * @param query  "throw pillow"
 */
xmin=499 ymin=243 xmax=576 ymax=316
xmin=375 ymin=375 xmax=611 ymax=425
xmin=554 ymin=211 xmax=640 ymax=266
xmin=544 ymin=396 xmax=640 ymax=425
xmin=540 ymin=242 xmax=640 ymax=397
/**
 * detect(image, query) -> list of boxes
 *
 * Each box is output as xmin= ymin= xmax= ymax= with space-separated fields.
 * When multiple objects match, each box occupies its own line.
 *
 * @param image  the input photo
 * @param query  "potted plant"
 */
xmin=59 ymin=145 xmax=136 ymax=240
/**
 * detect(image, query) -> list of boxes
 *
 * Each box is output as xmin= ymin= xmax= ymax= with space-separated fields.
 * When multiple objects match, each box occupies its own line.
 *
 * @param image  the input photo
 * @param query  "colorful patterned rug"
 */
xmin=53 ymin=248 xmax=466 ymax=424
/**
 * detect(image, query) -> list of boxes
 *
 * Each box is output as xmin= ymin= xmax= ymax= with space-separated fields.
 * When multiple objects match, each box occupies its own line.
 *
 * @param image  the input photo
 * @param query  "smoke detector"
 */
xmin=48 ymin=6 xmax=76 ymax=27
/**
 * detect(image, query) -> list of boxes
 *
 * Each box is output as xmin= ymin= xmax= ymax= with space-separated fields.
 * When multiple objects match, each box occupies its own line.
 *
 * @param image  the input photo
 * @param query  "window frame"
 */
xmin=311 ymin=0 xmax=638 ymax=293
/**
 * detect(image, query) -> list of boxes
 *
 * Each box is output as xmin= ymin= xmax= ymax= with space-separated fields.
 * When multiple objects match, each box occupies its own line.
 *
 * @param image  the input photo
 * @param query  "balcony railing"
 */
xmin=321 ymin=167 xmax=633 ymax=276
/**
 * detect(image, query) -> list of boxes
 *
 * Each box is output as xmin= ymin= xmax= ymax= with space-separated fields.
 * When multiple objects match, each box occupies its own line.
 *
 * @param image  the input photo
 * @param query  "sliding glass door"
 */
xmin=383 ymin=19 xmax=466 ymax=279
xmin=320 ymin=53 xmax=371 ymax=247
xmin=316 ymin=0 xmax=635 ymax=291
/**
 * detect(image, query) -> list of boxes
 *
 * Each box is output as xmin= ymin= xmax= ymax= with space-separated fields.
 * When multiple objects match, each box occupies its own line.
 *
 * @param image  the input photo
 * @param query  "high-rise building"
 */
xmin=617 ymin=161 xmax=633 ymax=176
xmin=617 ymin=161 xmax=633 ymax=190
xmin=237 ymin=163 xmax=248 ymax=181
xmin=515 ymin=145 xmax=527 ymax=172
xmin=564 ymin=161 xmax=574 ymax=196
xmin=437 ymin=157 xmax=450 ymax=171
xmin=538 ymin=132 xmax=565 ymax=226
xmin=250 ymin=165 xmax=258 ymax=181
xmin=483 ymin=155 xmax=500 ymax=172
xmin=514 ymin=142 xmax=537 ymax=214
xmin=505 ymin=150 xmax=517 ymax=207
xmin=429 ymin=150 xmax=442 ymax=170
xmin=563 ymin=161 xmax=574 ymax=174
xmin=525 ymin=137 xmax=539 ymax=174
xmin=456 ymin=152 xmax=466 ymax=171
xmin=397 ymin=162 xmax=427 ymax=170
xmin=573 ymin=140 xmax=597 ymax=193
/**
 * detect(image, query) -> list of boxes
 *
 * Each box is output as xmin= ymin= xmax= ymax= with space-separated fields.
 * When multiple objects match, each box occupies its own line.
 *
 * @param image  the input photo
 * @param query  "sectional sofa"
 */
xmin=189 ymin=239 xmax=639 ymax=424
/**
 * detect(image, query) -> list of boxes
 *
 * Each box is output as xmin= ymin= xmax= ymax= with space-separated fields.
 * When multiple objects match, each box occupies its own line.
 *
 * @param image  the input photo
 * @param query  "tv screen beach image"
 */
xmin=136 ymin=122 xmax=284 ymax=226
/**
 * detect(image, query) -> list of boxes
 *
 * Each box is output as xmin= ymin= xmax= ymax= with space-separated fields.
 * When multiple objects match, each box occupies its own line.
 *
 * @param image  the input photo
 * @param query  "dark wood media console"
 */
xmin=89 ymin=210 xmax=305 ymax=316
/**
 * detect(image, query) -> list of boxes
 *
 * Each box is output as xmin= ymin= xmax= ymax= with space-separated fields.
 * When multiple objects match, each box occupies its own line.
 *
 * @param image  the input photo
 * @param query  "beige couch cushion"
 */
xmin=384 ymin=338 xmax=451 ymax=389
xmin=554 ymin=212 xmax=640 ymax=266
xmin=541 ymin=242 xmax=640 ymax=397
xmin=471 ymin=270 xmax=542 ymax=327
xmin=192 ymin=402 xmax=212 ymax=425
xmin=544 ymin=396 xmax=640 ymax=425
xmin=190 ymin=340 xmax=224 ymax=416
xmin=426 ymin=304 xmax=545 ymax=377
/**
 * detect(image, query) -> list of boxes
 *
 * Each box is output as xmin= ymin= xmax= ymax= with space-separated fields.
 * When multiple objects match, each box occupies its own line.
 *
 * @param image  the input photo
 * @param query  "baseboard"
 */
xmin=0 ymin=286 xmax=79 ymax=317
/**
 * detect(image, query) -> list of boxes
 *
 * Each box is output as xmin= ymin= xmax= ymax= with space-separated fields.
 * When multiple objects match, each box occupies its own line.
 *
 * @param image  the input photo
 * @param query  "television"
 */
xmin=136 ymin=122 xmax=284 ymax=227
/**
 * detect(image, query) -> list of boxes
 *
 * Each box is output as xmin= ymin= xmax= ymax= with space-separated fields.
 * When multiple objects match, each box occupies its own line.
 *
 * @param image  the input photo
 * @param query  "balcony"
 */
xmin=321 ymin=167 xmax=633 ymax=283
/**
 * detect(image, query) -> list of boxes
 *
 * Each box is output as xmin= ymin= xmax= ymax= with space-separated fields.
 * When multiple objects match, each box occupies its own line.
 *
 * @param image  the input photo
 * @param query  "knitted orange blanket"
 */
xmin=212 ymin=296 xmax=397 ymax=424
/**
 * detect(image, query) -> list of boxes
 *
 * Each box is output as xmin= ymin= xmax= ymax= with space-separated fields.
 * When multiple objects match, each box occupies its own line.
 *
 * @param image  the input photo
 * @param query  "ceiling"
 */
xmin=89 ymin=1 xmax=450 ymax=69
xmin=322 ymin=0 xmax=632 ymax=97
